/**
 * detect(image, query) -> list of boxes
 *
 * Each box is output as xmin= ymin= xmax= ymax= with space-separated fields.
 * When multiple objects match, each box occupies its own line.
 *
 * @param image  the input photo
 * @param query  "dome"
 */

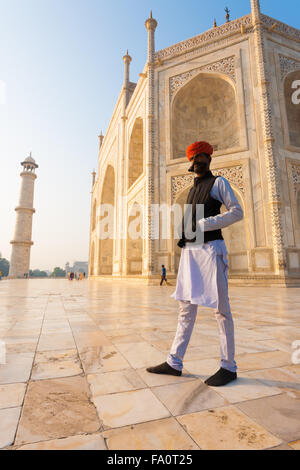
xmin=21 ymin=152 xmax=38 ymax=169
xmin=24 ymin=156 xmax=36 ymax=164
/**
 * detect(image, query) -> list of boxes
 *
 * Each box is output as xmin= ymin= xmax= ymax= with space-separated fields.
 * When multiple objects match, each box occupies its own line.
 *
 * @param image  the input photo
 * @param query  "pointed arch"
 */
xmin=128 ymin=118 xmax=144 ymax=189
xmin=126 ymin=201 xmax=143 ymax=274
xmin=171 ymin=72 xmax=240 ymax=159
xmin=98 ymin=165 xmax=115 ymax=275
xmin=284 ymin=70 xmax=300 ymax=148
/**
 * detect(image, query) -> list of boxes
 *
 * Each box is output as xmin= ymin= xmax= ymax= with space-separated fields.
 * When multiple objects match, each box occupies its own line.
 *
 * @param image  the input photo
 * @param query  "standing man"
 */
xmin=160 ymin=265 xmax=167 ymax=286
xmin=147 ymin=141 xmax=243 ymax=386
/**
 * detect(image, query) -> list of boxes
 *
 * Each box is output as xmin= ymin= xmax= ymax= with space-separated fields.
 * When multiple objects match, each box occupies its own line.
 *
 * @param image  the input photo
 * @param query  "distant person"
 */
xmin=160 ymin=265 xmax=167 ymax=286
xmin=83 ymin=272 xmax=86 ymax=278
xmin=80 ymin=272 xmax=83 ymax=280
xmin=0 ymin=270 xmax=2 ymax=280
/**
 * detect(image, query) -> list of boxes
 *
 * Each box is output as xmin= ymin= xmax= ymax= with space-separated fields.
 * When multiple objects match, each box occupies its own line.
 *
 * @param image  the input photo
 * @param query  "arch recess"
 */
xmin=98 ymin=165 xmax=115 ymax=275
xmin=126 ymin=201 xmax=143 ymax=274
xmin=128 ymin=118 xmax=144 ymax=189
xmin=284 ymin=70 xmax=300 ymax=148
xmin=172 ymin=72 xmax=240 ymax=159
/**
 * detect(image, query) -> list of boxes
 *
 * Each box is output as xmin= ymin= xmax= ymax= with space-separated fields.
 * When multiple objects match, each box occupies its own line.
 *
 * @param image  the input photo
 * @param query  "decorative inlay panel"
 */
xmin=279 ymin=55 xmax=300 ymax=81
xmin=169 ymin=56 xmax=236 ymax=99
xmin=171 ymin=165 xmax=245 ymax=201
xmin=289 ymin=163 xmax=300 ymax=194
xmin=155 ymin=15 xmax=252 ymax=62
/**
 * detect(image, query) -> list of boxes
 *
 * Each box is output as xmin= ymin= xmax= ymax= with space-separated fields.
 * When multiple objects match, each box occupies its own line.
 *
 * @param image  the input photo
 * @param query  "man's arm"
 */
xmin=198 ymin=177 xmax=244 ymax=232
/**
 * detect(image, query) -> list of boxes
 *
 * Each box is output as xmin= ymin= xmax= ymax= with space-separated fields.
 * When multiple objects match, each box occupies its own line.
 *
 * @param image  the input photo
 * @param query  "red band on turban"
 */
xmin=186 ymin=141 xmax=214 ymax=161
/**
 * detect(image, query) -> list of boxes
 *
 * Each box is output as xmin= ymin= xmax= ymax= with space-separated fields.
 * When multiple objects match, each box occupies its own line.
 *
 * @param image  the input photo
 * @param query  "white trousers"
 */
xmin=167 ymin=254 xmax=237 ymax=373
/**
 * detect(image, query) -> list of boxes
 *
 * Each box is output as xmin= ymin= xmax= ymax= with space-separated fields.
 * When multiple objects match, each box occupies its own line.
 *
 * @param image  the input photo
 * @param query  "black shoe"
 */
xmin=205 ymin=367 xmax=237 ymax=387
xmin=146 ymin=361 xmax=182 ymax=376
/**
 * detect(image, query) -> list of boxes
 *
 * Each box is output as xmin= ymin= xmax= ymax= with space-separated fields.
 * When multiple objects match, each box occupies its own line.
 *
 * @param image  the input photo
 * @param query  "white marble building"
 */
xmin=89 ymin=0 xmax=300 ymax=286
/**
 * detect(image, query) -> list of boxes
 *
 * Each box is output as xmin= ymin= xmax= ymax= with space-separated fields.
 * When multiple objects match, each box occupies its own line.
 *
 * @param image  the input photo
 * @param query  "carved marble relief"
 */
xmin=171 ymin=165 xmax=245 ymax=202
xmin=169 ymin=56 xmax=236 ymax=100
xmin=279 ymin=54 xmax=300 ymax=81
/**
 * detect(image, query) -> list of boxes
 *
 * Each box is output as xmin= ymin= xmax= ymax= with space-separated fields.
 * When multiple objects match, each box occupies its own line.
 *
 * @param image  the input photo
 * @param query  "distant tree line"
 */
xmin=0 ymin=252 xmax=66 ymax=278
xmin=0 ymin=254 xmax=9 ymax=277
xmin=29 ymin=269 xmax=48 ymax=278
xmin=50 ymin=267 xmax=66 ymax=278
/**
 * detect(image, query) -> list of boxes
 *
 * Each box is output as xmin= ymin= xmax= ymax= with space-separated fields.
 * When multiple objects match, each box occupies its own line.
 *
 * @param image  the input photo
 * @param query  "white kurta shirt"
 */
xmin=171 ymin=176 xmax=243 ymax=308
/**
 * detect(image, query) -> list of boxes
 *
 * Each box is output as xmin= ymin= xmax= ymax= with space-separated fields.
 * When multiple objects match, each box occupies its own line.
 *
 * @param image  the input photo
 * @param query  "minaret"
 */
xmin=122 ymin=50 xmax=132 ymax=107
xmin=98 ymin=130 xmax=104 ymax=150
xmin=9 ymin=153 xmax=38 ymax=278
xmin=144 ymin=11 xmax=158 ymax=276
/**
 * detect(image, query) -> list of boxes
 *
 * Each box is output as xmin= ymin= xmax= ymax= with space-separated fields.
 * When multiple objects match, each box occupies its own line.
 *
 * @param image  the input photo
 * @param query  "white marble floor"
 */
xmin=0 ymin=278 xmax=299 ymax=450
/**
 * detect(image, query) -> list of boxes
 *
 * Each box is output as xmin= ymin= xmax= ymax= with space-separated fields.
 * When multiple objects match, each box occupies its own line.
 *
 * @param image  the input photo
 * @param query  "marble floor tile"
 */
xmin=177 ymin=406 xmax=282 ymax=450
xmin=237 ymin=391 xmax=300 ymax=442
xmin=5 ymin=342 xmax=37 ymax=354
xmin=31 ymin=349 xmax=82 ymax=380
xmin=0 ymin=353 xmax=35 ymax=384
xmin=0 ymin=407 xmax=21 ymax=449
xmin=37 ymin=334 xmax=76 ymax=352
xmin=1 ymin=279 xmax=300 ymax=449
xmin=93 ymin=388 xmax=170 ymax=428
xmin=73 ymin=331 xmax=112 ymax=351
xmin=152 ymin=379 xmax=227 ymax=416
xmin=103 ymin=417 xmax=199 ymax=450
xmin=210 ymin=375 xmax=282 ymax=403
xmin=15 ymin=376 xmax=100 ymax=445
xmin=116 ymin=342 xmax=167 ymax=369
xmin=243 ymin=367 xmax=300 ymax=392
xmin=0 ymin=383 xmax=27 ymax=409
xmin=16 ymin=433 xmax=107 ymax=450
xmin=136 ymin=368 xmax=196 ymax=387
xmin=236 ymin=350 xmax=292 ymax=371
xmin=87 ymin=369 xmax=146 ymax=396
xmin=184 ymin=358 xmax=220 ymax=378
xmin=80 ymin=346 xmax=131 ymax=374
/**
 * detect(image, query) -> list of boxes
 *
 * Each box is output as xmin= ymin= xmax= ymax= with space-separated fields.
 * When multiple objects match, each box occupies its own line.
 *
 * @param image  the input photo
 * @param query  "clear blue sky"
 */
xmin=0 ymin=0 xmax=299 ymax=271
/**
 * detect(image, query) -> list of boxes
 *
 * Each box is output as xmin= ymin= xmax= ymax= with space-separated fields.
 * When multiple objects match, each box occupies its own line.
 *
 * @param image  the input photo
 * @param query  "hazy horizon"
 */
xmin=1 ymin=0 xmax=299 ymax=272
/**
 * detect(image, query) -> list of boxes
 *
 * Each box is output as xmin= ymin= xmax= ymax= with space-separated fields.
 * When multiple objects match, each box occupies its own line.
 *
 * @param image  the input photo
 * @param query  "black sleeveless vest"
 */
xmin=178 ymin=171 xmax=224 ymax=247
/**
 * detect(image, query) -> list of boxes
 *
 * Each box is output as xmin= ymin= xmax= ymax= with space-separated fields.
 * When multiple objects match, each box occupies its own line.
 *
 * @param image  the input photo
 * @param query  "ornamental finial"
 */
xmin=225 ymin=6 xmax=230 ymax=22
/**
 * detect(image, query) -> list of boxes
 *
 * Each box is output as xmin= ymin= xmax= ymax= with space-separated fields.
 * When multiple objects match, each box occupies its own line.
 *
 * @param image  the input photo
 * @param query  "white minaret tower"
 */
xmin=9 ymin=153 xmax=38 ymax=278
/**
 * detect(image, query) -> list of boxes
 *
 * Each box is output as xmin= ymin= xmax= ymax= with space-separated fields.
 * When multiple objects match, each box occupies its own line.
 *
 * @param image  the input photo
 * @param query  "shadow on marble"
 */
xmin=136 ymin=368 xmax=196 ymax=388
xmin=152 ymin=379 xmax=227 ymax=416
xmin=116 ymin=342 xmax=167 ymax=369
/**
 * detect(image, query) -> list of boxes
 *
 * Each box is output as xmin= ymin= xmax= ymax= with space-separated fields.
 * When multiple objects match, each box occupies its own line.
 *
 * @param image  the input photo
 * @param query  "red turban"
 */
xmin=186 ymin=141 xmax=214 ymax=161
